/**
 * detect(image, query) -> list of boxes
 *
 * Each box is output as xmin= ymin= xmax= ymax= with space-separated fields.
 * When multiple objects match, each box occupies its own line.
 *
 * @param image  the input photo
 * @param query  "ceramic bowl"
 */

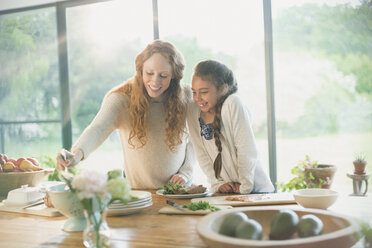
xmin=293 ymin=188 xmax=338 ymax=209
xmin=197 ymin=206 xmax=360 ymax=248
xmin=0 ymin=169 xmax=53 ymax=196
xmin=47 ymin=183 xmax=86 ymax=232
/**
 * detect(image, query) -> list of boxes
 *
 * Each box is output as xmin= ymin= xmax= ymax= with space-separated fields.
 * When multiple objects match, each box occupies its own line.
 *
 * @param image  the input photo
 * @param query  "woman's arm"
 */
xmin=71 ymin=93 xmax=126 ymax=160
xmin=171 ymin=139 xmax=195 ymax=185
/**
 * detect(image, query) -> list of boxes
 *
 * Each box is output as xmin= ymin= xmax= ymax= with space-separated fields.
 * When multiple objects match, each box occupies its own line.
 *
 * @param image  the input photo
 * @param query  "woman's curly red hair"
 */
xmin=108 ymin=40 xmax=187 ymax=152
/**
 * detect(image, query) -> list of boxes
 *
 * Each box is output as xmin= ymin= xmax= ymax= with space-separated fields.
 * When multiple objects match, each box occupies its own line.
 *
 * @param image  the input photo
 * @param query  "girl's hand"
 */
xmin=218 ymin=182 xmax=241 ymax=193
xmin=56 ymin=149 xmax=83 ymax=171
xmin=170 ymin=174 xmax=186 ymax=185
xmin=218 ymin=183 xmax=234 ymax=193
xmin=232 ymin=182 xmax=241 ymax=194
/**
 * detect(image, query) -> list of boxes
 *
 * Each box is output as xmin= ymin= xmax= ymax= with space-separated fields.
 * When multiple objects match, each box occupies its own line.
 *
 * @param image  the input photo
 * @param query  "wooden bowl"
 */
xmin=197 ymin=206 xmax=361 ymax=248
xmin=0 ymin=169 xmax=54 ymax=196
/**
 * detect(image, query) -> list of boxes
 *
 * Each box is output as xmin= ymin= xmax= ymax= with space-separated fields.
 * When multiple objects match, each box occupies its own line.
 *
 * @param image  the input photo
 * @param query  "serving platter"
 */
xmin=192 ymin=193 xmax=296 ymax=206
xmin=156 ymin=189 xmax=210 ymax=199
xmin=197 ymin=205 xmax=361 ymax=248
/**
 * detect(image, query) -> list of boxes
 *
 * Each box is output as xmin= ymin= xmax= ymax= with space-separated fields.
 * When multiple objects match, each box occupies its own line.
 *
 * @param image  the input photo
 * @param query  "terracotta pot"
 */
xmin=353 ymin=161 xmax=367 ymax=175
xmin=304 ymin=164 xmax=337 ymax=189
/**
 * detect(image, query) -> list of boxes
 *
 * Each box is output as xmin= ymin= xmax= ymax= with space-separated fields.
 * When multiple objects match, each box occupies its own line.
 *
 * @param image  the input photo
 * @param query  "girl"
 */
xmin=188 ymin=60 xmax=274 ymax=194
xmin=56 ymin=40 xmax=195 ymax=189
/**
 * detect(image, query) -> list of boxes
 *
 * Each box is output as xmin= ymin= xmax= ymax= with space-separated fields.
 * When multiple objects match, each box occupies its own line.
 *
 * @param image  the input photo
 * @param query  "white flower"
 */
xmin=71 ymin=170 xmax=108 ymax=199
xmin=106 ymin=177 xmax=131 ymax=201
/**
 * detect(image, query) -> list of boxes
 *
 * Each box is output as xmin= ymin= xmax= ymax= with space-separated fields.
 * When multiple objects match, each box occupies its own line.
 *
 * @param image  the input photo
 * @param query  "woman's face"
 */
xmin=142 ymin=53 xmax=173 ymax=100
xmin=192 ymin=75 xmax=222 ymax=114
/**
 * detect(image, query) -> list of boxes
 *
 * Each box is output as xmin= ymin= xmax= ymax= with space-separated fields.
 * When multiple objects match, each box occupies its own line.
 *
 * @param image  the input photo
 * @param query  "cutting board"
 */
xmin=191 ymin=193 xmax=296 ymax=206
xmin=159 ymin=205 xmax=232 ymax=215
xmin=0 ymin=202 xmax=62 ymax=217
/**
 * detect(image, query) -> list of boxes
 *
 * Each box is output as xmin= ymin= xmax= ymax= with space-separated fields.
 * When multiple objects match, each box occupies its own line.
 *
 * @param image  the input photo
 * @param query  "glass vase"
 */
xmin=83 ymin=208 xmax=111 ymax=248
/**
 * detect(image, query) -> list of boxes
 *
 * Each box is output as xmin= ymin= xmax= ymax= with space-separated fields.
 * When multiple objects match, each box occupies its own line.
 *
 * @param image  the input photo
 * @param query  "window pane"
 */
xmin=0 ymin=7 xmax=60 ymax=160
xmin=159 ymin=0 xmax=268 ymax=185
xmin=1 ymin=123 xmax=62 ymax=160
xmin=272 ymin=1 xmax=372 ymax=191
xmin=66 ymin=0 xmax=153 ymax=172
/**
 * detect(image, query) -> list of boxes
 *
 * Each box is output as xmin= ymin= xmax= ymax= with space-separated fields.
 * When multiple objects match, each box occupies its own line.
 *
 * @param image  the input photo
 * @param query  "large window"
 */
xmin=158 ymin=0 xmax=268 ymax=185
xmin=66 ymin=0 xmax=153 ymax=172
xmin=271 ymin=0 xmax=372 ymax=190
xmin=0 ymin=7 xmax=61 ymax=158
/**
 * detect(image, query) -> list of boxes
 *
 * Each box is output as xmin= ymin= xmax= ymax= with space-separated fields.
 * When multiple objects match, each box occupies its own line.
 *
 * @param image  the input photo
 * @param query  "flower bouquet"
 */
xmin=59 ymin=169 xmax=132 ymax=248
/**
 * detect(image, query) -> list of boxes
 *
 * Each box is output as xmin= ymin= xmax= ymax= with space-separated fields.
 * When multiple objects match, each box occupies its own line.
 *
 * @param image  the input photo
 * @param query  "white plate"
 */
xmin=111 ymin=197 xmax=151 ymax=206
xmin=130 ymin=190 xmax=152 ymax=200
xmin=156 ymin=189 xmax=210 ymax=199
xmin=108 ymin=199 xmax=152 ymax=209
xmin=110 ymin=190 xmax=152 ymax=206
xmin=107 ymin=202 xmax=152 ymax=216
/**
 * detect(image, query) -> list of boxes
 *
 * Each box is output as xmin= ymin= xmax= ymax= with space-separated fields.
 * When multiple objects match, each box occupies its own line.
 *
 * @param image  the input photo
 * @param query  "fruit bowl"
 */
xmin=293 ymin=188 xmax=338 ymax=209
xmin=197 ymin=206 xmax=360 ymax=248
xmin=0 ymin=168 xmax=54 ymax=196
xmin=47 ymin=183 xmax=86 ymax=232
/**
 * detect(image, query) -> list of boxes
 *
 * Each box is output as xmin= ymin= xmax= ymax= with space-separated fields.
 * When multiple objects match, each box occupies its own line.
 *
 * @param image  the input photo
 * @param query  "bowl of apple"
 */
xmin=0 ymin=153 xmax=54 ymax=196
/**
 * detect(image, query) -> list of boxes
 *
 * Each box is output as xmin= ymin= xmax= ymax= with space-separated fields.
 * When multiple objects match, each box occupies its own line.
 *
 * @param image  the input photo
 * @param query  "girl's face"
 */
xmin=142 ymin=53 xmax=173 ymax=100
xmin=192 ymin=75 xmax=225 ymax=113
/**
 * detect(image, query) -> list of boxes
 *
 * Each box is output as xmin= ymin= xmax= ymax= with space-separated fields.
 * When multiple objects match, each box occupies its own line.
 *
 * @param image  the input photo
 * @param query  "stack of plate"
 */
xmin=107 ymin=190 xmax=152 ymax=216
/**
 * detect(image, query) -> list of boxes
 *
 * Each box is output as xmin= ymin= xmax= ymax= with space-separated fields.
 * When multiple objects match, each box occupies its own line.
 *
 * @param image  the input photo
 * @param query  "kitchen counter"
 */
xmin=0 ymin=189 xmax=371 ymax=248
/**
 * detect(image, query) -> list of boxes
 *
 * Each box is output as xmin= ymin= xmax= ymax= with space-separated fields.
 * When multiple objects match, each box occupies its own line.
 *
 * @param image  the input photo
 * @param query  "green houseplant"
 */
xmin=278 ymin=155 xmax=337 ymax=192
xmin=353 ymin=152 xmax=367 ymax=175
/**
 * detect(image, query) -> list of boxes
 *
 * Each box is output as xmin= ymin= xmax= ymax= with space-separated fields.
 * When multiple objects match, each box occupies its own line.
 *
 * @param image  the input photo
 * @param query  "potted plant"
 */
xmin=277 ymin=155 xmax=337 ymax=192
xmin=353 ymin=152 xmax=367 ymax=175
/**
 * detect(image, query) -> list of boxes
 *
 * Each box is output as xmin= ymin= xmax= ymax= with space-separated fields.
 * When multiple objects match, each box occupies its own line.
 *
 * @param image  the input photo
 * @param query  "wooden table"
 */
xmin=0 ymin=189 xmax=371 ymax=248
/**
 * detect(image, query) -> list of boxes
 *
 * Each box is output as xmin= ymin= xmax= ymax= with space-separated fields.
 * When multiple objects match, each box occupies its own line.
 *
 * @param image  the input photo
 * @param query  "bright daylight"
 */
xmin=0 ymin=0 xmax=371 ymax=247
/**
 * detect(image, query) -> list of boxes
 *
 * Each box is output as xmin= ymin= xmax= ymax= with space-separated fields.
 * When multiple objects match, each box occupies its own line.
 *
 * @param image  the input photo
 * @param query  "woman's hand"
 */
xmin=218 ymin=182 xmax=241 ymax=193
xmin=170 ymin=174 xmax=186 ymax=185
xmin=56 ymin=149 xmax=83 ymax=171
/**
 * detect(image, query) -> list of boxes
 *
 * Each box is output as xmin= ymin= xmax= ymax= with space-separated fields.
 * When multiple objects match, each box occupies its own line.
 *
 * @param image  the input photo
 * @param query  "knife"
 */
xmin=166 ymin=200 xmax=186 ymax=211
xmin=21 ymin=199 xmax=44 ymax=209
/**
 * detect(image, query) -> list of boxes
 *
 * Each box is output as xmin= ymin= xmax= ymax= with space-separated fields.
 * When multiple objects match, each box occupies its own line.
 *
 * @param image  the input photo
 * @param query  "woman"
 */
xmin=188 ymin=60 xmax=274 ymax=194
xmin=56 ymin=40 xmax=195 ymax=189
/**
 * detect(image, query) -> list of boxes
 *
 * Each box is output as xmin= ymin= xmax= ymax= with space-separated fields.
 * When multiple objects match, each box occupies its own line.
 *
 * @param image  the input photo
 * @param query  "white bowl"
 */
xmin=197 ymin=206 xmax=360 ymax=248
xmin=293 ymin=188 xmax=338 ymax=209
xmin=47 ymin=183 xmax=86 ymax=232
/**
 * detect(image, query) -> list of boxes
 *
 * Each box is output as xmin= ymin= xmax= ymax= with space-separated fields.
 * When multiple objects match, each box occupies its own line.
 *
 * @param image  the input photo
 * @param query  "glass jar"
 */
xmin=83 ymin=208 xmax=111 ymax=248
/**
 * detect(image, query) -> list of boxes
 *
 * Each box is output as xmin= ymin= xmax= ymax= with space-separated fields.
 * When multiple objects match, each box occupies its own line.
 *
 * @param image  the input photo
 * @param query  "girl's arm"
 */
xmin=71 ymin=93 xmax=125 ymax=160
xmin=223 ymin=95 xmax=258 ymax=194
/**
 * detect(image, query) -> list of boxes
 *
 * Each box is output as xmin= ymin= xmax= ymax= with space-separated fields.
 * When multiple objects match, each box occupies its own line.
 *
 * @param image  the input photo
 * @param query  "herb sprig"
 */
xmin=183 ymin=201 xmax=220 ymax=212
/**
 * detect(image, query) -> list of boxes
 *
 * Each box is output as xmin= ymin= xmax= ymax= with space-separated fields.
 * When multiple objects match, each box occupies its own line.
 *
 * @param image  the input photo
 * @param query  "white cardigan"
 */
xmin=187 ymin=94 xmax=274 ymax=194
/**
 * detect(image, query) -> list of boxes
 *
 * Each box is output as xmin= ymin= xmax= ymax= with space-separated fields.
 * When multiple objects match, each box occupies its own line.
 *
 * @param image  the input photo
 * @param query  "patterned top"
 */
xmin=199 ymin=117 xmax=214 ymax=140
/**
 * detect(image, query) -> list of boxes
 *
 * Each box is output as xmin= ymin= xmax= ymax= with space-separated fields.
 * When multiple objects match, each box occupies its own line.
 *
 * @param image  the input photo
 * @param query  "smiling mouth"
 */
xmin=199 ymin=103 xmax=207 ymax=108
xmin=148 ymin=84 xmax=161 ymax=91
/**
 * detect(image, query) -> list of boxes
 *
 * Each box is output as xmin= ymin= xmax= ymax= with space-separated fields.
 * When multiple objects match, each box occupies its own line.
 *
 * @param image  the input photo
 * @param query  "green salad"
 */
xmin=183 ymin=201 xmax=220 ymax=212
xmin=159 ymin=181 xmax=186 ymax=194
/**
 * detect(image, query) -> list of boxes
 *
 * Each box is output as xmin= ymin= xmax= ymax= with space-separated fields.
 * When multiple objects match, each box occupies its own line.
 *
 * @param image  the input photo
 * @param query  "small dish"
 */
xmin=3 ymin=185 xmax=44 ymax=206
xmin=293 ymin=188 xmax=338 ymax=209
